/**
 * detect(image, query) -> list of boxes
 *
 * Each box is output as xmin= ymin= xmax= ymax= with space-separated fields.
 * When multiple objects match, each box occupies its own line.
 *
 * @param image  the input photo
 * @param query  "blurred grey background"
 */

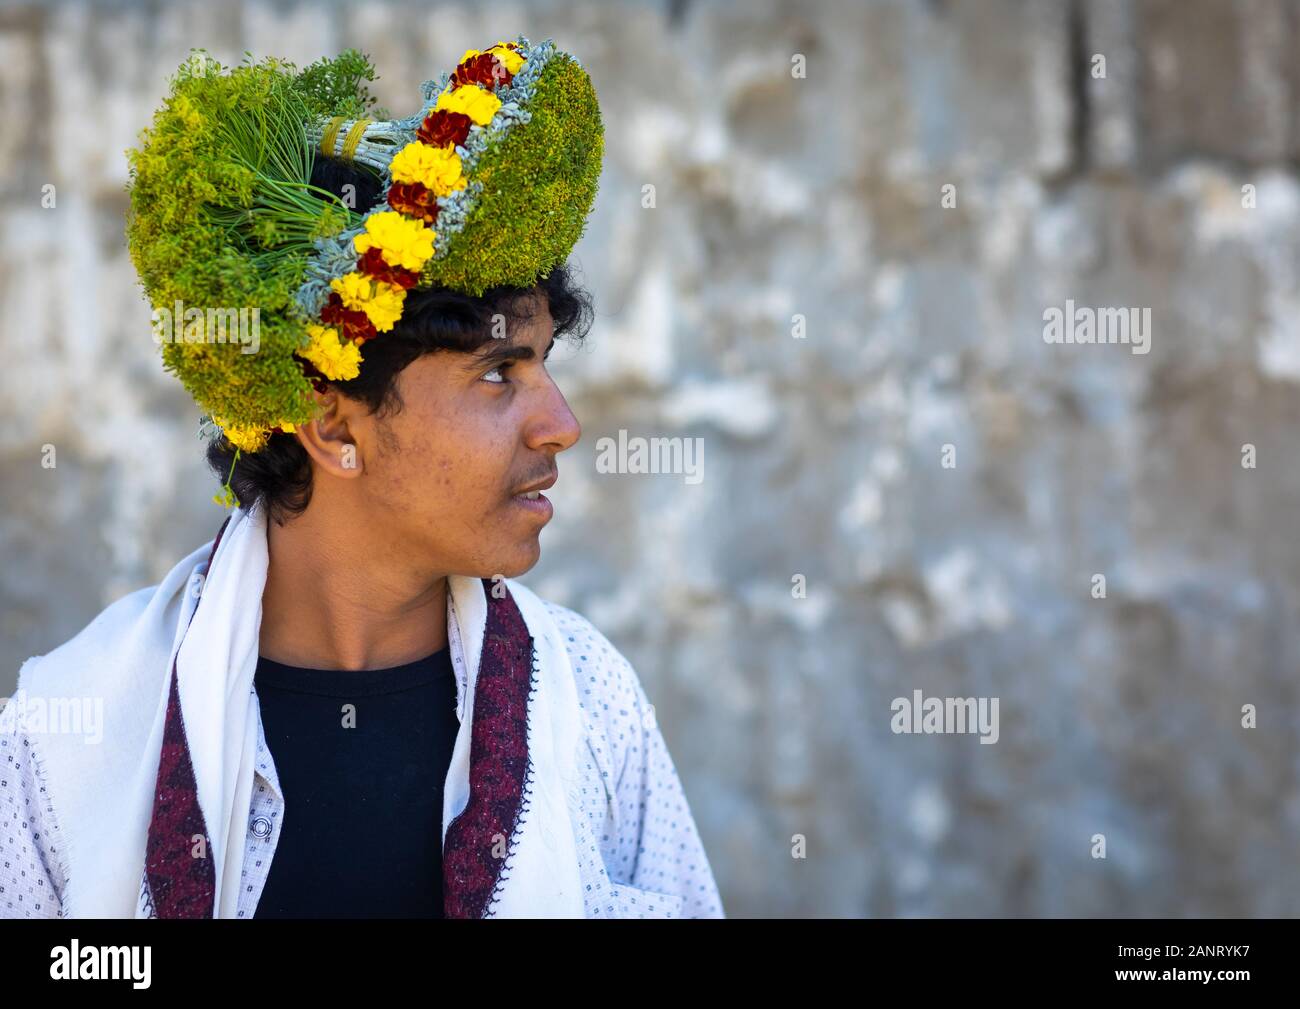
xmin=3 ymin=0 xmax=1300 ymax=917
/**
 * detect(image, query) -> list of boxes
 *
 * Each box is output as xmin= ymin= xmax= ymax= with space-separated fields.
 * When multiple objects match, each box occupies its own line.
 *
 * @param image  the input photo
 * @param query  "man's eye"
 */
xmin=482 ymin=364 xmax=509 ymax=384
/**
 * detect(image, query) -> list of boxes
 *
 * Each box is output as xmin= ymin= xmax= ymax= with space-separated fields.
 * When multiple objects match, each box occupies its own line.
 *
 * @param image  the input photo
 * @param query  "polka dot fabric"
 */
xmin=544 ymin=600 xmax=725 ymax=919
xmin=0 ymin=729 xmax=66 ymax=918
xmin=0 ymin=598 xmax=724 ymax=919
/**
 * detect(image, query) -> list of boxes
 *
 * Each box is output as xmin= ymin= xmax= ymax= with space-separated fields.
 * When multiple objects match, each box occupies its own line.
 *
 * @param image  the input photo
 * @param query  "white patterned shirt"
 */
xmin=1 ymin=598 xmax=724 ymax=919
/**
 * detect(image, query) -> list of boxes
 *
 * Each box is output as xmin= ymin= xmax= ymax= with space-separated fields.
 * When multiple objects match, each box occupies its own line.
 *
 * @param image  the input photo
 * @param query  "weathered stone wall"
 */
xmin=3 ymin=0 xmax=1299 ymax=916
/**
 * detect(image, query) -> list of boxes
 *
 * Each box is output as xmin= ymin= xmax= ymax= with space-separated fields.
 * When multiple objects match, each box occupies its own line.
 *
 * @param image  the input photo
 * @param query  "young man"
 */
xmin=0 ymin=38 xmax=723 ymax=918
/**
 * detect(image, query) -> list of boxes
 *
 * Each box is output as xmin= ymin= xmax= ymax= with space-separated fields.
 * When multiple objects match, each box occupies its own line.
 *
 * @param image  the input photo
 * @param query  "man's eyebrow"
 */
xmin=470 ymin=334 xmax=556 ymax=367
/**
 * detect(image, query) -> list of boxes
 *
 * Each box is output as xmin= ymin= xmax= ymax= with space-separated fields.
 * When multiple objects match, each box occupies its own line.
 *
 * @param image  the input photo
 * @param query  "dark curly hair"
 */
xmin=206 ymin=155 xmax=595 ymax=525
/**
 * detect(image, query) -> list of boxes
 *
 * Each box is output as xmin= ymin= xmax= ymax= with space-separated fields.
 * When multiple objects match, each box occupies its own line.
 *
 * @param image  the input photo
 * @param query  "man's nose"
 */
xmin=528 ymin=380 xmax=581 ymax=453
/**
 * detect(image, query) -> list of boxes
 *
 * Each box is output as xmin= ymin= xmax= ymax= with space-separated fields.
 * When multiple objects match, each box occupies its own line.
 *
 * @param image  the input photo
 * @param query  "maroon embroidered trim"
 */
xmin=442 ymin=579 xmax=538 ymax=918
xmin=144 ymin=516 xmax=231 ymax=919
xmin=146 ymin=523 xmax=537 ymax=919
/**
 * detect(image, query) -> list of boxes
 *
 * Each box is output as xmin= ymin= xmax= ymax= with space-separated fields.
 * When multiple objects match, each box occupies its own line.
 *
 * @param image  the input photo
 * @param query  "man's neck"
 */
xmin=258 ymin=505 xmax=449 ymax=672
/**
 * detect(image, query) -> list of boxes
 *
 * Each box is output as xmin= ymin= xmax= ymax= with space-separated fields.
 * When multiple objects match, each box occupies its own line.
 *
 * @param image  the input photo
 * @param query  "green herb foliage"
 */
xmin=421 ymin=53 xmax=604 ymax=295
xmin=125 ymin=49 xmax=382 ymax=434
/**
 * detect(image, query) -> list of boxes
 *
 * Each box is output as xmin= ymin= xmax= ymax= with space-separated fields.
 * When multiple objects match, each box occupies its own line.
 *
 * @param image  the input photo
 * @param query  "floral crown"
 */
xmin=126 ymin=37 xmax=603 ymax=466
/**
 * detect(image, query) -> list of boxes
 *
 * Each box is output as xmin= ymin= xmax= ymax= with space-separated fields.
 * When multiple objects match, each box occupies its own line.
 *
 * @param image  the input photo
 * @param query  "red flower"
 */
xmin=417 ymin=109 xmax=472 ymax=149
xmin=319 ymin=292 xmax=377 ymax=344
xmin=451 ymin=52 xmax=513 ymax=90
xmin=296 ymin=358 xmax=330 ymax=392
xmin=356 ymin=246 xmax=420 ymax=289
xmin=386 ymin=180 xmax=441 ymax=225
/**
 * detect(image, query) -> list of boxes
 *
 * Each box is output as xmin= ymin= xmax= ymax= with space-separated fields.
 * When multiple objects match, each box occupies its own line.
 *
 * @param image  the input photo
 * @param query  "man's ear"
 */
xmin=295 ymin=388 xmax=364 ymax=478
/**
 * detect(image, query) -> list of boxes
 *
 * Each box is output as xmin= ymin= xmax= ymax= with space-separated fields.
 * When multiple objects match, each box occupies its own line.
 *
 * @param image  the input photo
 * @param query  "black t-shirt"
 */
xmin=251 ymin=646 xmax=459 ymax=918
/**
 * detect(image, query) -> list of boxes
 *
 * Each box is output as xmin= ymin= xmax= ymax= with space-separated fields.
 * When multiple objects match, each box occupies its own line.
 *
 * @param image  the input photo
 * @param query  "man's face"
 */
xmin=351 ymin=293 xmax=581 ymax=579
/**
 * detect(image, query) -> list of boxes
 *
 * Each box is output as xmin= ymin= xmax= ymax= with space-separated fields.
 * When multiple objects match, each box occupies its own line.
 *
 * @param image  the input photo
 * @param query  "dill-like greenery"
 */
xmin=125 ymin=49 xmax=383 ymax=436
xmin=420 ymin=52 xmax=603 ymax=296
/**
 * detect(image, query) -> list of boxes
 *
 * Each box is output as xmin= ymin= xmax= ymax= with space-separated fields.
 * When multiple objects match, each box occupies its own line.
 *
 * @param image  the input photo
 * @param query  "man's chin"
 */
xmin=469 ymin=537 xmax=542 ymax=582
xmin=500 ymin=540 xmax=543 ymax=579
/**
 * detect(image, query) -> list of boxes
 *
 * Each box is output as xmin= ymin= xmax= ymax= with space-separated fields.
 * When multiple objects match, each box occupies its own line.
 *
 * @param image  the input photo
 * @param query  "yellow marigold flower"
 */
xmin=299 ymin=324 xmax=362 ymax=381
xmin=459 ymin=43 xmax=525 ymax=75
xmin=388 ymin=141 xmax=467 ymax=197
xmin=435 ymin=83 xmax=502 ymax=127
xmin=330 ymin=272 xmax=407 ymax=332
xmin=216 ymin=418 xmax=269 ymax=453
xmin=487 ymin=43 xmax=525 ymax=74
xmin=352 ymin=210 xmax=435 ymax=271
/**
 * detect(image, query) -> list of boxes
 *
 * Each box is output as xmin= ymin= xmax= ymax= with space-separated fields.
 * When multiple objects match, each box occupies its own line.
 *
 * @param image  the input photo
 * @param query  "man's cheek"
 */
xmin=413 ymin=453 xmax=483 ymax=514
xmin=434 ymin=452 xmax=460 ymax=491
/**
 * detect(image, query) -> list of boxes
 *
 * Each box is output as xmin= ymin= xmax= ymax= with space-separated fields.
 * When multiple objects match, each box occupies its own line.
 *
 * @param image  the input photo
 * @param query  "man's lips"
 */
xmin=510 ymin=491 xmax=554 ymax=520
xmin=511 ymin=472 xmax=557 ymax=497
xmin=510 ymin=472 xmax=557 ymax=520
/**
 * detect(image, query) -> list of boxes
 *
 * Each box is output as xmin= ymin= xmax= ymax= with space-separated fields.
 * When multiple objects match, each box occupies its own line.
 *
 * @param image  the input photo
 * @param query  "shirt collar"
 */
xmin=253 ymin=699 xmax=284 ymax=802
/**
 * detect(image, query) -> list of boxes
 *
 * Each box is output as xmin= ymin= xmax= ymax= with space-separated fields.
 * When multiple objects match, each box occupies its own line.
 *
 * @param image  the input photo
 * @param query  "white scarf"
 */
xmin=16 ymin=502 xmax=587 ymax=918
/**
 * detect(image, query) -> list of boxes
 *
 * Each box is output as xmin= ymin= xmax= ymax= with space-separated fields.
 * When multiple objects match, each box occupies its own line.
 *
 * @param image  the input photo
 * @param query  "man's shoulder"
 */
xmin=529 ymin=595 xmax=655 ymax=792
xmin=503 ymin=581 xmax=638 ymax=689
xmin=15 ymin=584 xmax=155 ymax=695
xmin=538 ymin=597 xmax=645 ymax=700
xmin=15 ymin=538 xmax=214 ymax=698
